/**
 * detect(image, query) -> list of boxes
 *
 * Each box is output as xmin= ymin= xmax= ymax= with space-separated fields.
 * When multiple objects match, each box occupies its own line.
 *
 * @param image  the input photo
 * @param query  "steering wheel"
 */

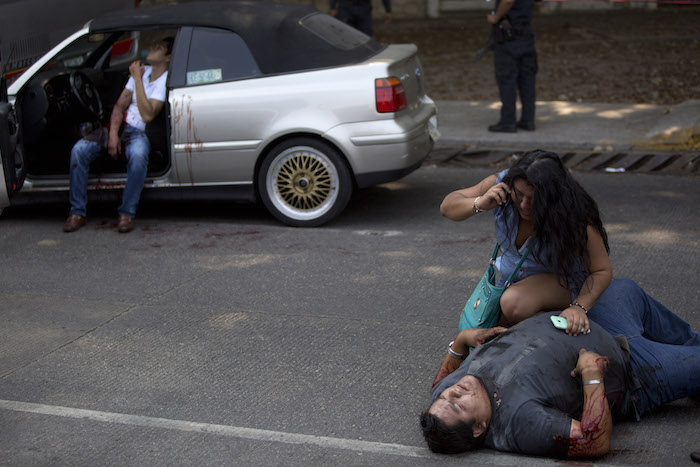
xmin=69 ymin=71 xmax=103 ymax=119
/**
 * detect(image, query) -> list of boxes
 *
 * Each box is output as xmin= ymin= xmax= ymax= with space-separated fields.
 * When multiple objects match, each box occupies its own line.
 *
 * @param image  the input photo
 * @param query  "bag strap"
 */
xmin=489 ymin=243 xmax=501 ymax=263
xmin=504 ymin=248 xmax=529 ymax=287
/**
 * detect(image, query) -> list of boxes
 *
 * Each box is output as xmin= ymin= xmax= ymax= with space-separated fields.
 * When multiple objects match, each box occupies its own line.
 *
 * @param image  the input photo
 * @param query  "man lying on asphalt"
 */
xmin=421 ymin=279 xmax=700 ymax=458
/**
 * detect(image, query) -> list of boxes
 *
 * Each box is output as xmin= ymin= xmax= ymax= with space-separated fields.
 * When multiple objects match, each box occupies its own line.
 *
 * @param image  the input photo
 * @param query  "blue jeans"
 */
xmin=69 ymin=125 xmax=149 ymax=218
xmin=588 ymin=279 xmax=700 ymax=417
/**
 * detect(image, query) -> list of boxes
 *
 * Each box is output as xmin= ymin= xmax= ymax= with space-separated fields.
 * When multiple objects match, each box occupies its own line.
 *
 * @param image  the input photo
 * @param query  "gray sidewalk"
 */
xmin=436 ymin=99 xmax=700 ymax=152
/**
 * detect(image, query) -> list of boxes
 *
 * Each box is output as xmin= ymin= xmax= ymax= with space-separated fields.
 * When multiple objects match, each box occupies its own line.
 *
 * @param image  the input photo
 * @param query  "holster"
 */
xmin=494 ymin=19 xmax=528 ymax=44
xmin=494 ymin=19 xmax=514 ymax=44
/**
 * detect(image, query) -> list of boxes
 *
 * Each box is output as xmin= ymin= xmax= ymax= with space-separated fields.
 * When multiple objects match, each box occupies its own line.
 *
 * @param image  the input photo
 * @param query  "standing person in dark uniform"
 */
xmin=330 ymin=0 xmax=392 ymax=37
xmin=487 ymin=0 xmax=539 ymax=133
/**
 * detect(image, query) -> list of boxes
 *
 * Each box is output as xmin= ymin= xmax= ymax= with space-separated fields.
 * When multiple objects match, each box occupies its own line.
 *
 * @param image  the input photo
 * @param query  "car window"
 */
xmin=32 ymin=29 xmax=176 ymax=75
xmin=106 ymin=32 xmax=140 ymax=68
xmin=185 ymin=27 xmax=261 ymax=85
xmin=106 ymin=30 xmax=177 ymax=70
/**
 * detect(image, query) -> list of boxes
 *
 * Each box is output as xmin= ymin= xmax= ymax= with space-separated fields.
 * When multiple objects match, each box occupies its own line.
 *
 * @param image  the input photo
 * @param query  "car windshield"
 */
xmin=41 ymin=33 xmax=113 ymax=72
xmin=36 ymin=29 xmax=175 ymax=76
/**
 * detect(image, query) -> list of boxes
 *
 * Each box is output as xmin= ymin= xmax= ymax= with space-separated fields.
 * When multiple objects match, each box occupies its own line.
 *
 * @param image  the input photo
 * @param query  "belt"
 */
xmin=512 ymin=23 xmax=530 ymax=34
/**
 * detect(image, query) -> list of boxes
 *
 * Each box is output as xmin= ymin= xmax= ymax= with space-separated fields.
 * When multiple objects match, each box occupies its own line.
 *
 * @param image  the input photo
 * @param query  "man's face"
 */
xmin=145 ymin=41 xmax=171 ymax=65
xmin=428 ymin=375 xmax=491 ymax=437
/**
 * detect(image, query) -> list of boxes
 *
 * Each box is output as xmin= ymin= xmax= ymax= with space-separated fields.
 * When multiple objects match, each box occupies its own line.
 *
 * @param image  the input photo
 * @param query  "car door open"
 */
xmin=0 ymin=76 xmax=24 ymax=210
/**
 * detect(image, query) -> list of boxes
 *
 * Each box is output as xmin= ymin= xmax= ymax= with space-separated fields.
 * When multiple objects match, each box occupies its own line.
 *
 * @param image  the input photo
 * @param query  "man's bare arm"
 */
xmin=487 ymin=0 xmax=514 ymax=24
xmin=107 ymin=88 xmax=132 ymax=159
xmin=430 ymin=327 xmax=507 ymax=388
xmin=567 ymin=349 xmax=612 ymax=458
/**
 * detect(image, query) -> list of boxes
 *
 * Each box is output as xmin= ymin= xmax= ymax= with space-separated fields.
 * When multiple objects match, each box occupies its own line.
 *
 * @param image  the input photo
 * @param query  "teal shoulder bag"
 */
xmin=458 ymin=243 xmax=529 ymax=331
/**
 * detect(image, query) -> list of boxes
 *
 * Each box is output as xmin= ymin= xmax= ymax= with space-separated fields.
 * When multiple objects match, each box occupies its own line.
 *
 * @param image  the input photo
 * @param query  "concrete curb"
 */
xmin=436 ymin=99 xmax=700 ymax=151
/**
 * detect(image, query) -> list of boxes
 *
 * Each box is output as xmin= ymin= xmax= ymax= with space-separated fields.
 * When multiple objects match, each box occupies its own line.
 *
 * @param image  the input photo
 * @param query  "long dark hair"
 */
xmin=502 ymin=150 xmax=609 ymax=292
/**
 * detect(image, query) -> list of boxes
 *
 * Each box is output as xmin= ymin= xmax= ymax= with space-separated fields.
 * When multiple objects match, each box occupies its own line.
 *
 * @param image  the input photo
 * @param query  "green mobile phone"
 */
xmin=550 ymin=315 xmax=590 ymax=334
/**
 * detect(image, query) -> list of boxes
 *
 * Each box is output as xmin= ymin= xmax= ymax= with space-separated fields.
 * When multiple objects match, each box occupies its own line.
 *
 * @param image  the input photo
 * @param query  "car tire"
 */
xmin=258 ymin=138 xmax=352 ymax=227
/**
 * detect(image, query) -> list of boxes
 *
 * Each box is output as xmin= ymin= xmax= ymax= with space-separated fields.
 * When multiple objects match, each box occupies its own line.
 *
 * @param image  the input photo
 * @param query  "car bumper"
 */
xmin=324 ymin=96 xmax=438 ymax=189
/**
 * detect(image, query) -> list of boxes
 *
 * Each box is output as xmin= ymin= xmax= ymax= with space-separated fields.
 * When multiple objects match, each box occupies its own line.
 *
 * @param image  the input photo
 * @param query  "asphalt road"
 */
xmin=1 ymin=166 xmax=698 ymax=466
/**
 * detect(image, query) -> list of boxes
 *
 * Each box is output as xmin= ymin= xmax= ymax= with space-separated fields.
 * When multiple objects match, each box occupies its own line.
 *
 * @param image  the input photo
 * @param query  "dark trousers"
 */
xmin=337 ymin=1 xmax=373 ymax=36
xmin=493 ymin=32 xmax=538 ymax=126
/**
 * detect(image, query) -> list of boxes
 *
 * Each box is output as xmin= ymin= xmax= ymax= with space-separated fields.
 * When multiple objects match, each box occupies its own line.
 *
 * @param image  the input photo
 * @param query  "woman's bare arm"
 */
xmin=559 ymin=226 xmax=613 ymax=335
xmin=439 ymin=173 xmax=506 ymax=221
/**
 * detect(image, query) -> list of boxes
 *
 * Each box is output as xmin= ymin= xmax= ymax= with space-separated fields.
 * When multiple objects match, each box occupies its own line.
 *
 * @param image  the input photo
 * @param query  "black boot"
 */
xmin=488 ymin=122 xmax=517 ymax=133
xmin=517 ymin=120 xmax=535 ymax=131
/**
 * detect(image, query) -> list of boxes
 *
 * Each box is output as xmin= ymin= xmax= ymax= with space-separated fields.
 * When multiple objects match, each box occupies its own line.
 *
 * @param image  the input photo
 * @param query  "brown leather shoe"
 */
xmin=117 ymin=215 xmax=134 ymax=233
xmin=63 ymin=214 xmax=86 ymax=232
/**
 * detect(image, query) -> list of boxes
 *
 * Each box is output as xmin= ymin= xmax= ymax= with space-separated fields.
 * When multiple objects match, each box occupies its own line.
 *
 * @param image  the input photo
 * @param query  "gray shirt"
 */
xmin=431 ymin=312 xmax=637 ymax=457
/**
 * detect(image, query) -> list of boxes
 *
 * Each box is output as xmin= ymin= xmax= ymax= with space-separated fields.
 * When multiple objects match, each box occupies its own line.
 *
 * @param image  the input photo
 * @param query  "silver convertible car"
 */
xmin=0 ymin=0 xmax=438 ymax=226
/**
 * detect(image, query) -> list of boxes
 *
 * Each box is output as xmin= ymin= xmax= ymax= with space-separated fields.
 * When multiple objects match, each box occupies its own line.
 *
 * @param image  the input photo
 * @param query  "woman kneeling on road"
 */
xmin=440 ymin=149 xmax=612 ymax=335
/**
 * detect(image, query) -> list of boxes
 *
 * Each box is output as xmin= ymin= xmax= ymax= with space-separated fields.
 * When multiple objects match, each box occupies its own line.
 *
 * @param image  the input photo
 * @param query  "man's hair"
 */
xmin=419 ymin=410 xmax=486 ymax=454
xmin=161 ymin=37 xmax=175 ymax=56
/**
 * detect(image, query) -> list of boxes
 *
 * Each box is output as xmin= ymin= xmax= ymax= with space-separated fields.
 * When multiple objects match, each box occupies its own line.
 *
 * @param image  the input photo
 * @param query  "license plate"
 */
xmin=428 ymin=115 xmax=441 ymax=142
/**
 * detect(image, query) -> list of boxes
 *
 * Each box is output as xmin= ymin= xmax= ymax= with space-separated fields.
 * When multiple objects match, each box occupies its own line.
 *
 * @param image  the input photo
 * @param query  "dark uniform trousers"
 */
xmin=493 ymin=27 xmax=538 ymax=126
xmin=337 ymin=0 xmax=373 ymax=36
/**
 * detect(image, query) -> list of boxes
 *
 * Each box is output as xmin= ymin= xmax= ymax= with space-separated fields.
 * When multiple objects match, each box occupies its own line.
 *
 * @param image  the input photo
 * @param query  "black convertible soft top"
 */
xmin=89 ymin=0 xmax=385 ymax=74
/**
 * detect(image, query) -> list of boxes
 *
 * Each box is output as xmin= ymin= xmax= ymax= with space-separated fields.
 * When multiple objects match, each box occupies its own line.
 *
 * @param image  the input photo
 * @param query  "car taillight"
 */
xmin=375 ymin=77 xmax=407 ymax=113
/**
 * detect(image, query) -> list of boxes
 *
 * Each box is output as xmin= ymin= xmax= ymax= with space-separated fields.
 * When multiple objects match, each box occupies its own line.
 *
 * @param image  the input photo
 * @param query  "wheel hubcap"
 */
xmin=266 ymin=145 xmax=341 ymax=222
xmin=294 ymin=175 xmax=311 ymax=191
xmin=277 ymin=153 xmax=331 ymax=210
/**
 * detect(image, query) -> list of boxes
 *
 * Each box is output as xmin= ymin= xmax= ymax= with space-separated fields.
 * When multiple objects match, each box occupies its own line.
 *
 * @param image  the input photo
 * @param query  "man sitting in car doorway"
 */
xmin=421 ymin=279 xmax=700 ymax=459
xmin=62 ymin=36 xmax=173 ymax=234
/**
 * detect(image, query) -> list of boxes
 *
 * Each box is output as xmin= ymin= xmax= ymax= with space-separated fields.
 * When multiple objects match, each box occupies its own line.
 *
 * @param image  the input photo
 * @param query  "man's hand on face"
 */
xmin=570 ymin=348 xmax=609 ymax=380
xmin=129 ymin=60 xmax=145 ymax=80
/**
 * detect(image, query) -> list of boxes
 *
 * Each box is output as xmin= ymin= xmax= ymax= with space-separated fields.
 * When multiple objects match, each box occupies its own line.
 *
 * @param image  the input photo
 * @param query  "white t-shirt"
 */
xmin=124 ymin=65 xmax=168 ymax=131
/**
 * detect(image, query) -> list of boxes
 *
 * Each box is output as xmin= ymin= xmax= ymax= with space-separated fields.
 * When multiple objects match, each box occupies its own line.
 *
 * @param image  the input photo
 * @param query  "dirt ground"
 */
xmin=374 ymin=7 xmax=700 ymax=105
